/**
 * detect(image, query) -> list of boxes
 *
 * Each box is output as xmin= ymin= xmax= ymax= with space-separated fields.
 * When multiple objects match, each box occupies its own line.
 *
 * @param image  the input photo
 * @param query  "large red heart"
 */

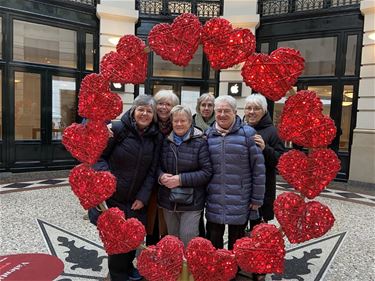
xmin=201 ymin=17 xmax=256 ymax=70
xmin=274 ymin=192 xmax=335 ymax=244
xmin=78 ymin=73 xmax=123 ymax=121
xmin=148 ymin=13 xmax=202 ymax=67
xmin=97 ymin=207 xmax=146 ymax=255
xmin=278 ymin=149 xmax=341 ymax=199
xmin=233 ymin=224 xmax=285 ymax=274
xmin=186 ymin=237 xmax=237 ymax=281
xmin=69 ymin=164 xmax=116 ymax=209
xmin=62 ymin=121 xmax=109 ymax=165
xmin=241 ymin=48 xmax=305 ymax=101
xmin=278 ymin=90 xmax=337 ymax=147
xmin=137 ymin=235 xmax=184 ymax=281
xmin=100 ymin=35 xmax=147 ymax=84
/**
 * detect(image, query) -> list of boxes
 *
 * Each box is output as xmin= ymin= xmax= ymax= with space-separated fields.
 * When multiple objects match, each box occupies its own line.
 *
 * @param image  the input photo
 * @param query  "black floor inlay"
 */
xmin=38 ymin=179 xmax=65 ymax=185
xmin=335 ymin=192 xmax=364 ymax=199
xmin=2 ymin=182 xmax=32 ymax=189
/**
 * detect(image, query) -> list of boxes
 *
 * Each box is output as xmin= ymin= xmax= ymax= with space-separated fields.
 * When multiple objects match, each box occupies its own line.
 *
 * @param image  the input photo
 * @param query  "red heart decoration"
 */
xmin=241 ymin=48 xmax=305 ymax=101
xmin=62 ymin=121 xmax=109 ymax=165
xmin=69 ymin=164 xmax=116 ymax=209
xmin=186 ymin=237 xmax=237 ymax=281
xmin=278 ymin=149 xmax=341 ymax=199
xmin=274 ymin=192 xmax=335 ymax=243
xmin=233 ymin=224 xmax=285 ymax=274
xmin=78 ymin=73 xmax=123 ymax=121
xmin=148 ymin=13 xmax=202 ymax=67
xmin=201 ymin=17 xmax=256 ymax=70
xmin=137 ymin=235 xmax=184 ymax=281
xmin=100 ymin=35 xmax=147 ymax=84
xmin=278 ymin=90 xmax=337 ymax=147
xmin=97 ymin=207 xmax=146 ymax=255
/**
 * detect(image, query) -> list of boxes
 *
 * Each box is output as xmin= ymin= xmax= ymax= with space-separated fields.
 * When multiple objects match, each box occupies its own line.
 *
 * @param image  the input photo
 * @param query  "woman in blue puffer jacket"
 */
xmin=205 ymin=95 xmax=265 ymax=251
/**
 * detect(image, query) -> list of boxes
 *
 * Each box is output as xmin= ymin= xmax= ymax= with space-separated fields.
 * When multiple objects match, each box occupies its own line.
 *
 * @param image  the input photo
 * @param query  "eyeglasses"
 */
xmin=157 ymin=102 xmax=172 ymax=108
xmin=244 ymin=107 xmax=263 ymax=112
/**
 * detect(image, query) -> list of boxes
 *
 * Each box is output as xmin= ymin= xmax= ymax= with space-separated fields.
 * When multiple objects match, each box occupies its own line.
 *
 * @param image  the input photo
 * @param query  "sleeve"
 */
xmin=135 ymin=133 xmax=163 ymax=205
xmin=262 ymin=127 xmax=285 ymax=169
xmin=180 ymin=140 xmax=213 ymax=187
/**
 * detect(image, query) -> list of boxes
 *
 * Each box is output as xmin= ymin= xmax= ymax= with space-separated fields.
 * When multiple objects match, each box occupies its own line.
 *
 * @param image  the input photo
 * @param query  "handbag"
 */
xmin=169 ymin=187 xmax=194 ymax=205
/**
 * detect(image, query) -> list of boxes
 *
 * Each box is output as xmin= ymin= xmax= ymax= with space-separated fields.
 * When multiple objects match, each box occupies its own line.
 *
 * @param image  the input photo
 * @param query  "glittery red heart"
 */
xmin=148 ymin=13 xmax=202 ymax=67
xmin=97 ymin=207 xmax=146 ymax=255
xmin=186 ymin=237 xmax=237 ymax=281
xmin=233 ymin=224 xmax=285 ymax=274
xmin=241 ymin=48 xmax=305 ymax=101
xmin=274 ymin=192 xmax=335 ymax=244
xmin=62 ymin=121 xmax=109 ymax=165
xmin=137 ymin=235 xmax=184 ymax=281
xmin=278 ymin=90 xmax=337 ymax=147
xmin=68 ymin=164 xmax=116 ymax=209
xmin=201 ymin=17 xmax=256 ymax=70
xmin=278 ymin=149 xmax=341 ymax=199
xmin=100 ymin=35 xmax=147 ymax=84
xmin=78 ymin=73 xmax=123 ymax=121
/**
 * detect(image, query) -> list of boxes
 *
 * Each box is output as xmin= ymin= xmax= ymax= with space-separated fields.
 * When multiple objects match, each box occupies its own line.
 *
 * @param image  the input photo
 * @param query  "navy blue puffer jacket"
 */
xmin=158 ymin=127 xmax=212 ymax=212
xmin=205 ymin=116 xmax=265 ymax=225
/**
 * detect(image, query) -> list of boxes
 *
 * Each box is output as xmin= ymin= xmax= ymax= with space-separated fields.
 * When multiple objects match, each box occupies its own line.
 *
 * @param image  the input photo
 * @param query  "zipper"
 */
xmin=170 ymin=142 xmax=179 ymax=212
xmin=128 ymin=135 xmax=144 ymax=198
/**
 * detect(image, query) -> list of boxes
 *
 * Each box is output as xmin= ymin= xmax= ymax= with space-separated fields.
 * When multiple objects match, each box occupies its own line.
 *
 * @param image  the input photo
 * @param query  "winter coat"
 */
xmin=93 ymin=110 xmax=162 ymax=220
xmin=205 ymin=116 xmax=266 ymax=225
xmin=247 ymin=113 xmax=285 ymax=221
xmin=158 ymin=127 xmax=213 ymax=212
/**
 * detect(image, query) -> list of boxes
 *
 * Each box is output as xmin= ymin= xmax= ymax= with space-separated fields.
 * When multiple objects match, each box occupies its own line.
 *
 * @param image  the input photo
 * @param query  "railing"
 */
xmin=136 ymin=0 xmax=223 ymax=18
xmin=258 ymin=0 xmax=360 ymax=16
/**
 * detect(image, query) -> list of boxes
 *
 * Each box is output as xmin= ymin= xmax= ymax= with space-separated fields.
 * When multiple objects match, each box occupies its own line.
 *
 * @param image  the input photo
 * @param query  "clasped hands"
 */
xmin=160 ymin=173 xmax=181 ymax=189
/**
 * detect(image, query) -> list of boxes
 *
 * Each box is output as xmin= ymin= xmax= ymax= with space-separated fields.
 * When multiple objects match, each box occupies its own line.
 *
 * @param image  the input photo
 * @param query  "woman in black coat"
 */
xmin=158 ymin=105 xmax=212 ymax=247
xmin=243 ymin=93 xmax=285 ymax=281
xmin=93 ymin=95 xmax=162 ymax=281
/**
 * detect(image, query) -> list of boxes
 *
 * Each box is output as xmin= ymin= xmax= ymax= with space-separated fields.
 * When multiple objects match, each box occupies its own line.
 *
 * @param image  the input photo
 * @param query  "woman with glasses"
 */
xmin=243 ymin=93 xmax=285 ymax=281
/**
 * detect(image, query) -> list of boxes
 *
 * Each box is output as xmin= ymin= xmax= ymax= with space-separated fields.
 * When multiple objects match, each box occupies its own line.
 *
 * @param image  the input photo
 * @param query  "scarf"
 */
xmin=215 ymin=119 xmax=235 ymax=136
xmin=158 ymin=119 xmax=172 ymax=136
xmin=173 ymin=129 xmax=191 ymax=146
xmin=194 ymin=113 xmax=215 ymax=131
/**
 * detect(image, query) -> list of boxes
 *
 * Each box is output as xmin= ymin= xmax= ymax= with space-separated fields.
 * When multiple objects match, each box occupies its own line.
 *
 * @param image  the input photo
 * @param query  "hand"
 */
xmin=160 ymin=173 xmax=173 ymax=185
xmin=253 ymin=134 xmax=265 ymax=151
xmin=131 ymin=200 xmax=144 ymax=210
xmin=249 ymin=203 xmax=261 ymax=210
xmin=163 ymin=175 xmax=181 ymax=189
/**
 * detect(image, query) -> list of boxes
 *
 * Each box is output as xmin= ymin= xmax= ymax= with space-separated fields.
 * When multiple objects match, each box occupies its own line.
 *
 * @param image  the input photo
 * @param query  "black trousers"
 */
xmin=108 ymin=251 xmax=136 ymax=281
xmin=206 ymin=221 xmax=247 ymax=250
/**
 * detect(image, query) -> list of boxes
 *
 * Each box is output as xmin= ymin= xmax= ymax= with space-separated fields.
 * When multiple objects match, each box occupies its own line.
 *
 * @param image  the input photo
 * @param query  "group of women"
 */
xmin=91 ymin=90 xmax=285 ymax=281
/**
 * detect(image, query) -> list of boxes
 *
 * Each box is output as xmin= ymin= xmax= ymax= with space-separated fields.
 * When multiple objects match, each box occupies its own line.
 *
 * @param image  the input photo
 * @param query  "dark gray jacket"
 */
xmin=205 ymin=116 xmax=265 ymax=225
xmin=158 ymin=127 xmax=213 ymax=212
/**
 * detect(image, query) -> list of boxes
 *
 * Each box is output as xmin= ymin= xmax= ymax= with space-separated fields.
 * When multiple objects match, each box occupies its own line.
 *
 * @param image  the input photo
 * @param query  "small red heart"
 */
xmin=148 ymin=13 xmax=202 ymax=67
xmin=278 ymin=90 xmax=337 ymax=147
xmin=69 ymin=164 xmax=116 ymax=209
xmin=278 ymin=149 xmax=341 ymax=199
xmin=97 ymin=207 xmax=146 ymax=255
xmin=62 ymin=121 xmax=109 ymax=165
xmin=186 ymin=237 xmax=237 ymax=281
xmin=202 ymin=18 xmax=256 ymax=70
xmin=274 ymin=192 xmax=335 ymax=243
xmin=137 ymin=235 xmax=184 ymax=281
xmin=241 ymin=48 xmax=305 ymax=101
xmin=78 ymin=73 xmax=123 ymax=121
xmin=233 ymin=224 xmax=285 ymax=274
xmin=100 ymin=35 xmax=147 ymax=84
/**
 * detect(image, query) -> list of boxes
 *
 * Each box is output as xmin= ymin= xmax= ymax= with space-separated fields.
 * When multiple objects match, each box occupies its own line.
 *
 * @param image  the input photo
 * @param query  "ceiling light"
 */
xmin=112 ymin=83 xmax=122 ymax=89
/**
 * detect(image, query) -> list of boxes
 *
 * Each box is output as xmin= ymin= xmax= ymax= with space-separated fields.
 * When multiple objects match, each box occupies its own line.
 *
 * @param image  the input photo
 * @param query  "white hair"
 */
xmin=170 ymin=105 xmax=193 ymax=124
xmin=245 ymin=94 xmax=268 ymax=113
xmin=215 ymin=95 xmax=237 ymax=112
xmin=154 ymin=90 xmax=179 ymax=107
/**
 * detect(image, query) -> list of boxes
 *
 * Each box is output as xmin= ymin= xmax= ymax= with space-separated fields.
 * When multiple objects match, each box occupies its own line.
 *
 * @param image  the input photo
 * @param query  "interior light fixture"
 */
xmin=344 ymin=92 xmax=353 ymax=99
xmin=108 ymin=37 xmax=120 ymax=46
xmin=342 ymin=101 xmax=352 ymax=107
xmin=112 ymin=83 xmax=122 ymax=89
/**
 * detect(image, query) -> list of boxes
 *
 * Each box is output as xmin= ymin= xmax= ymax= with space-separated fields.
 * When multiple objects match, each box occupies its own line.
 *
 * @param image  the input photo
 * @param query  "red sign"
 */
xmin=0 ymin=253 xmax=64 ymax=281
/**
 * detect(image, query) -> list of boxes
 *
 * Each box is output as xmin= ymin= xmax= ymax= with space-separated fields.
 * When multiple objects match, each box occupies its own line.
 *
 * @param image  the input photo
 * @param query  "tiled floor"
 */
xmin=1 ymin=177 xmax=374 ymax=281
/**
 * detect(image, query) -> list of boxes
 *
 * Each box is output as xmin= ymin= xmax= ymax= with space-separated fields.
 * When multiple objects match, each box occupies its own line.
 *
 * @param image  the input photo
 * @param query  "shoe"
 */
xmin=128 ymin=268 xmax=143 ymax=281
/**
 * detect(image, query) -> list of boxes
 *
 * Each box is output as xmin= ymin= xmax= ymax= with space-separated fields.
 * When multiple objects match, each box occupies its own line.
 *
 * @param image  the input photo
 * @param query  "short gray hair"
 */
xmin=196 ymin=93 xmax=215 ymax=112
xmin=154 ymin=90 xmax=179 ymax=107
xmin=170 ymin=105 xmax=193 ymax=124
xmin=130 ymin=95 xmax=157 ymax=122
xmin=245 ymin=94 xmax=268 ymax=113
xmin=215 ymin=95 xmax=237 ymax=112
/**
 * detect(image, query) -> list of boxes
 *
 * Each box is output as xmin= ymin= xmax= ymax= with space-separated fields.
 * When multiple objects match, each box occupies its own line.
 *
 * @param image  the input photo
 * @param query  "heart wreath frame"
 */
xmin=64 ymin=13 xmax=339 ymax=281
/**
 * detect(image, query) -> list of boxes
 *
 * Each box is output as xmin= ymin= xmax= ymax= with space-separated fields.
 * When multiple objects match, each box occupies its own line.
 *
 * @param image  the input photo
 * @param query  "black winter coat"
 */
xmin=158 ymin=127 xmax=213 ymax=212
xmin=249 ymin=113 xmax=285 ymax=221
xmin=94 ymin=110 xmax=162 ymax=210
